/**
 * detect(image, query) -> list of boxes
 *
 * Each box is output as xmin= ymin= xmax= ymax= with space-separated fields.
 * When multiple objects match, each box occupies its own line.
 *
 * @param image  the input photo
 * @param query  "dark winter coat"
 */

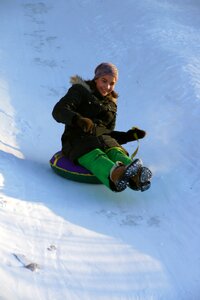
xmin=52 ymin=76 xmax=127 ymax=162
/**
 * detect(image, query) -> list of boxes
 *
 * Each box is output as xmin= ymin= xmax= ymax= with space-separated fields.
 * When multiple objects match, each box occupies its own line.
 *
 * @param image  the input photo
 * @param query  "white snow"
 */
xmin=0 ymin=0 xmax=200 ymax=299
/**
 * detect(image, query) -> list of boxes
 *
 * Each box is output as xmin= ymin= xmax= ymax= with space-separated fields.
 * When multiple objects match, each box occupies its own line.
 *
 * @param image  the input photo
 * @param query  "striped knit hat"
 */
xmin=94 ymin=62 xmax=118 ymax=80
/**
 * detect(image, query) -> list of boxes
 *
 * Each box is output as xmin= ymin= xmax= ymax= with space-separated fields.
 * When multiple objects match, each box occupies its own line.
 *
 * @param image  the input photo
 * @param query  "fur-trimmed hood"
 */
xmin=70 ymin=75 xmax=91 ymax=92
xmin=70 ymin=75 xmax=118 ymax=103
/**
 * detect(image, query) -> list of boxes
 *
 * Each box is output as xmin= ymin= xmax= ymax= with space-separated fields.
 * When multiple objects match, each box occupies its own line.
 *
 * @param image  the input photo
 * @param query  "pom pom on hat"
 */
xmin=94 ymin=62 xmax=118 ymax=80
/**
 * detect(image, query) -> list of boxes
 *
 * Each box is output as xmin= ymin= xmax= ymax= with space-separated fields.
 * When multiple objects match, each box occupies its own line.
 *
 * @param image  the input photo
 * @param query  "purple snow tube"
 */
xmin=49 ymin=151 xmax=101 ymax=184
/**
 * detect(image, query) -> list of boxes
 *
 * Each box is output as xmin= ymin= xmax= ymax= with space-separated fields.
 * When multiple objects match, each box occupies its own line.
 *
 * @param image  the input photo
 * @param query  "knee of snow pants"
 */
xmin=105 ymin=147 xmax=132 ymax=166
xmin=78 ymin=147 xmax=134 ymax=190
xmin=78 ymin=148 xmax=115 ymax=189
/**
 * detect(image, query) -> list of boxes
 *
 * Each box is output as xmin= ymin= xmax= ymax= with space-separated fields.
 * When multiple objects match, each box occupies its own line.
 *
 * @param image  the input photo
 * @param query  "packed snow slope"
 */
xmin=0 ymin=1 xmax=200 ymax=299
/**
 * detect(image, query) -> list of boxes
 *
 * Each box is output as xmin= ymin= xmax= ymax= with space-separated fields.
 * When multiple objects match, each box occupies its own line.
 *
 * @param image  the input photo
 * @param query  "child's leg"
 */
xmin=78 ymin=148 xmax=115 ymax=189
xmin=105 ymin=147 xmax=133 ymax=166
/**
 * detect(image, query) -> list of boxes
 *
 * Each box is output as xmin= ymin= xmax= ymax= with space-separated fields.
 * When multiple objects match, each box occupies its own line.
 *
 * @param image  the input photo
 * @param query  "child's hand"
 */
xmin=76 ymin=116 xmax=94 ymax=133
xmin=126 ymin=127 xmax=146 ymax=141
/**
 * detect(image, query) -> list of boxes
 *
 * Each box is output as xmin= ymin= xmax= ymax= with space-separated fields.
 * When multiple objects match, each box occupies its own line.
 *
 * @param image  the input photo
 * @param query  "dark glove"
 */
xmin=75 ymin=116 xmax=94 ymax=133
xmin=126 ymin=127 xmax=146 ymax=141
xmin=110 ymin=127 xmax=146 ymax=145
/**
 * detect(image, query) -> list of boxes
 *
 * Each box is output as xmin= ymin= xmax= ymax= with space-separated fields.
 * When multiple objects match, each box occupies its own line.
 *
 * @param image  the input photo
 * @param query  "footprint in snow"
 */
xmin=147 ymin=216 xmax=161 ymax=227
xmin=47 ymin=244 xmax=57 ymax=252
xmin=12 ymin=253 xmax=40 ymax=272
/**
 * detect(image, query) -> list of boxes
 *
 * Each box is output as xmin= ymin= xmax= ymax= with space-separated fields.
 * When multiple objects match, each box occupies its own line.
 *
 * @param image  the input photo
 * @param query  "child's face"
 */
xmin=95 ymin=75 xmax=116 ymax=96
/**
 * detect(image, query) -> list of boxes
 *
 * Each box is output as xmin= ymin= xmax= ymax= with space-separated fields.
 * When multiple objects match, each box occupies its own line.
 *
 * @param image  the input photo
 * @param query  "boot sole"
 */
xmin=140 ymin=167 xmax=152 ymax=183
xmin=128 ymin=166 xmax=152 ymax=192
xmin=141 ymin=181 xmax=151 ymax=192
xmin=138 ymin=167 xmax=152 ymax=192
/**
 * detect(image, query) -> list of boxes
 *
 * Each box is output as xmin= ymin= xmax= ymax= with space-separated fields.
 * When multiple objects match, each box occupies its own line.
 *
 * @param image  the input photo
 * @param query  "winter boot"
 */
xmin=110 ymin=159 xmax=143 ymax=192
xmin=128 ymin=166 xmax=152 ymax=192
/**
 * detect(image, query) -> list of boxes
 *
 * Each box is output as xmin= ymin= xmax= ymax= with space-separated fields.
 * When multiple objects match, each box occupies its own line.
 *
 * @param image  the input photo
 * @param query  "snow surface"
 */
xmin=0 ymin=0 xmax=200 ymax=299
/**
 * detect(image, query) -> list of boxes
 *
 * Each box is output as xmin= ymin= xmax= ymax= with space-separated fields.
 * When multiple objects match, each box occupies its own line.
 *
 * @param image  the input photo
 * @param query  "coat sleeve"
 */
xmin=110 ymin=130 xmax=129 ymax=144
xmin=107 ymin=113 xmax=116 ymax=131
xmin=104 ymin=100 xmax=117 ymax=131
xmin=52 ymin=85 xmax=82 ymax=125
xmin=110 ymin=127 xmax=146 ymax=144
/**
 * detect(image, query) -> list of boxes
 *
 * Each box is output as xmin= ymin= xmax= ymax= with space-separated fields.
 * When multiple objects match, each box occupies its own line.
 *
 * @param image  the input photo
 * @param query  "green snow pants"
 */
xmin=78 ymin=147 xmax=133 ymax=190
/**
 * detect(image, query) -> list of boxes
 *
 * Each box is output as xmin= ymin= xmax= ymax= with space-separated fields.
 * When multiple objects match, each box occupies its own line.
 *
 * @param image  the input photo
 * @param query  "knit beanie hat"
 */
xmin=94 ymin=62 xmax=118 ymax=80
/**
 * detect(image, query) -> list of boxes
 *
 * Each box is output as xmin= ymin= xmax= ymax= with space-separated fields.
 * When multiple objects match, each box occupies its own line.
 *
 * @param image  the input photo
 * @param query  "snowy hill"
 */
xmin=0 ymin=1 xmax=200 ymax=299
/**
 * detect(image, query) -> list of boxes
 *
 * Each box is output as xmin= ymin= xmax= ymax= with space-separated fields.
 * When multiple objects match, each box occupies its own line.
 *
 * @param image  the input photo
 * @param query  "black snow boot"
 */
xmin=110 ymin=159 xmax=143 ymax=192
xmin=128 ymin=166 xmax=152 ymax=192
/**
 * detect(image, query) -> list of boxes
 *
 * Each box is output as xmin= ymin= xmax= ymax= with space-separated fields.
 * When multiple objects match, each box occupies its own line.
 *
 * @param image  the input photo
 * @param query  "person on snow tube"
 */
xmin=52 ymin=62 xmax=152 ymax=192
